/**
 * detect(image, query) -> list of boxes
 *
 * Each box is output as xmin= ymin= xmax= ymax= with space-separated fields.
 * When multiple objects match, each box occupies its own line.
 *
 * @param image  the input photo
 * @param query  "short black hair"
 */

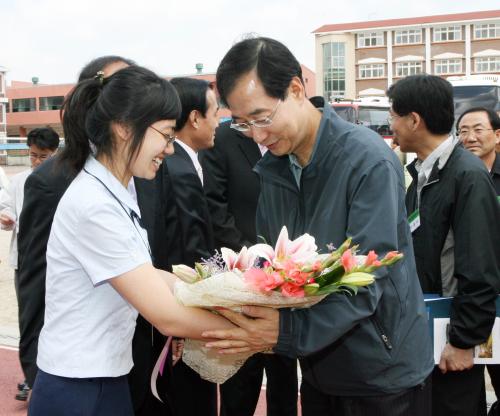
xmin=216 ymin=36 xmax=304 ymax=107
xmin=456 ymin=106 xmax=500 ymax=131
xmin=27 ymin=127 xmax=60 ymax=150
xmin=387 ymin=74 xmax=455 ymax=135
xmin=169 ymin=77 xmax=212 ymax=131
xmin=78 ymin=56 xmax=136 ymax=82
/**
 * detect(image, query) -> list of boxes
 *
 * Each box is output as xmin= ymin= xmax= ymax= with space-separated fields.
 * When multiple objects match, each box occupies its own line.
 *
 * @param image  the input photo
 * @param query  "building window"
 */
xmin=39 ymin=96 xmax=64 ymax=111
xmin=434 ymin=59 xmax=462 ymax=75
xmin=357 ymin=32 xmax=384 ymax=48
xmin=394 ymin=29 xmax=422 ymax=45
xmin=475 ymin=56 xmax=500 ymax=73
xmin=433 ymin=26 xmax=462 ymax=42
xmin=0 ymin=73 xmax=4 ymax=95
xmin=12 ymin=98 xmax=36 ymax=112
xmin=474 ymin=23 xmax=500 ymax=39
xmin=396 ymin=62 xmax=423 ymax=77
xmin=323 ymin=42 xmax=346 ymax=100
xmin=359 ymin=64 xmax=385 ymax=78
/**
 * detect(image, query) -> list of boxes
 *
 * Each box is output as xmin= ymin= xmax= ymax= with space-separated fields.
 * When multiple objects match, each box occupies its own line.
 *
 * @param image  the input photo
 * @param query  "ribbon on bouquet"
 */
xmin=150 ymin=335 xmax=172 ymax=403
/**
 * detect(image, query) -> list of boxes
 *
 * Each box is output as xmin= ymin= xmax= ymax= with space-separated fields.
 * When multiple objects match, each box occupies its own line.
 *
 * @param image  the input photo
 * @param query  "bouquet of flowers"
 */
xmin=169 ymin=226 xmax=402 ymax=383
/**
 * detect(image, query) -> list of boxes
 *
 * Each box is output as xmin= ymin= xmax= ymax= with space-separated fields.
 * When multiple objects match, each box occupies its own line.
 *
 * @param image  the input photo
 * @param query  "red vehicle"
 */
xmin=331 ymin=97 xmax=394 ymax=146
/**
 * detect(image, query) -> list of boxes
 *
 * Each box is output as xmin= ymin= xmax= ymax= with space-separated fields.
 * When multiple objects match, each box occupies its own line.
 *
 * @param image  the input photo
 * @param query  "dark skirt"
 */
xmin=28 ymin=369 xmax=133 ymax=416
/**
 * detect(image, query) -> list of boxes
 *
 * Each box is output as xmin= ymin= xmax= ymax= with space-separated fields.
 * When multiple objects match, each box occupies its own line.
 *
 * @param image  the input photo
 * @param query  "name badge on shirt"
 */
xmin=408 ymin=209 xmax=421 ymax=233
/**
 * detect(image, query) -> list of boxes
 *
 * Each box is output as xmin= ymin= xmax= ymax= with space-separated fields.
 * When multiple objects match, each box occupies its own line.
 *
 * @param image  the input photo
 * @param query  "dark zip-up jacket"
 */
xmin=255 ymin=105 xmax=433 ymax=396
xmin=406 ymin=143 xmax=500 ymax=349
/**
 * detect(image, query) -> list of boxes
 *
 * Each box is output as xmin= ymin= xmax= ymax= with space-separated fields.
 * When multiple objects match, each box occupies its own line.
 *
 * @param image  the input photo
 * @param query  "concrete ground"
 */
xmin=0 ymin=164 xmax=496 ymax=415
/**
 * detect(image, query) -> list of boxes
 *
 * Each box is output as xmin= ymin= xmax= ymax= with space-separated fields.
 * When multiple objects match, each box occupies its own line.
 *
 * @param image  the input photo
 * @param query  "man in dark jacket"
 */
xmin=203 ymin=37 xmax=433 ymax=416
xmin=457 ymin=107 xmax=500 ymax=416
xmin=388 ymin=75 xmax=500 ymax=416
xmin=161 ymin=77 xmax=220 ymax=416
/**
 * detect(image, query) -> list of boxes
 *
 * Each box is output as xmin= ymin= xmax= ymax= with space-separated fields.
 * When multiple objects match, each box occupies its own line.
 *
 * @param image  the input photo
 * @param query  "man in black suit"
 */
xmin=163 ymin=77 xmax=220 ymax=416
xmin=201 ymin=122 xmax=299 ymax=416
xmin=16 ymin=56 xmax=176 ymax=416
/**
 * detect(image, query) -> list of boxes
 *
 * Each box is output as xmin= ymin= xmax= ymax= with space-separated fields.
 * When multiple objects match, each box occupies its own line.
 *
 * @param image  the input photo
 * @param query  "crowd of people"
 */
xmin=0 ymin=36 xmax=499 ymax=416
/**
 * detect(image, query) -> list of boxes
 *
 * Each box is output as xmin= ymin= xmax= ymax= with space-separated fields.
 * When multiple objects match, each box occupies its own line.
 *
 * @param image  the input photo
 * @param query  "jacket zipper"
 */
xmin=372 ymin=317 xmax=393 ymax=350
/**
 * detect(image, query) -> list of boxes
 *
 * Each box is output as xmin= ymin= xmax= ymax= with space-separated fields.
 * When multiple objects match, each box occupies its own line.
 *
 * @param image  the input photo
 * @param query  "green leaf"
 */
xmin=315 ymin=264 xmax=345 ymax=287
xmin=304 ymin=283 xmax=319 ymax=296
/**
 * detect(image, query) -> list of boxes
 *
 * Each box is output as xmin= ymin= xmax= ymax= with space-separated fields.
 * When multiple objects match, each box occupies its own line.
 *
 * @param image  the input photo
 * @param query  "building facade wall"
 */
xmin=315 ymin=11 xmax=500 ymax=100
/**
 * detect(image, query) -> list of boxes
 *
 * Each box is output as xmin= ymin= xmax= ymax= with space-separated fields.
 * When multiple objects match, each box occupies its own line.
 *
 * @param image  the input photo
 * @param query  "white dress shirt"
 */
xmin=176 ymin=139 xmax=204 ymax=186
xmin=0 ymin=168 xmax=31 ymax=269
xmin=37 ymin=156 xmax=151 ymax=378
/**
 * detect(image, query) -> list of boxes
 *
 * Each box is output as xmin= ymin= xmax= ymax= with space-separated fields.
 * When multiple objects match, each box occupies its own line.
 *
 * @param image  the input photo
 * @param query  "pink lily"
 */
xmin=341 ymin=249 xmax=356 ymax=272
xmin=364 ymin=250 xmax=378 ymax=267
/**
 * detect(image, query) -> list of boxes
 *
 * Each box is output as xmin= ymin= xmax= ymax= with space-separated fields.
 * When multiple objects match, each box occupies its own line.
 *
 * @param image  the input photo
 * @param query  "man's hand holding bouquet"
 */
xmin=168 ymin=226 xmax=402 ymax=383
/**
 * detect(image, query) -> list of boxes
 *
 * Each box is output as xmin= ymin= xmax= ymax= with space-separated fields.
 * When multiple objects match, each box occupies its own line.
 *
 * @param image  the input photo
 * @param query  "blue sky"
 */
xmin=2 ymin=0 xmax=499 ymax=84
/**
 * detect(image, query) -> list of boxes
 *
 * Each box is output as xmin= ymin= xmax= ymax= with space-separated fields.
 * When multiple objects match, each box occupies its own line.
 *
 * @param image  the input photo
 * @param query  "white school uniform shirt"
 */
xmin=176 ymin=139 xmax=204 ymax=185
xmin=37 ymin=156 xmax=151 ymax=378
xmin=0 ymin=168 xmax=32 ymax=269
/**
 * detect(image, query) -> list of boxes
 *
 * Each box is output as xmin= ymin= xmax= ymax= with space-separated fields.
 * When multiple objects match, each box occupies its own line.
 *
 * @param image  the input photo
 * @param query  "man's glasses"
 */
xmin=456 ymin=128 xmax=494 ymax=139
xmin=387 ymin=114 xmax=403 ymax=125
xmin=149 ymin=126 xmax=176 ymax=146
xmin=230 ymin=100 xmax=281 ymax=132
xmin=29 ymin=153 xmax=51 ymax=162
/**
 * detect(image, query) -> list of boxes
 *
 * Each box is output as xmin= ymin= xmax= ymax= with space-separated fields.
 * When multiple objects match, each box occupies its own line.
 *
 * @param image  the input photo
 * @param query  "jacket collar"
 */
xmin=492 ymin=153 xmax=500 ymax=177
xmin=254 ymin=104 xmax=353 ymax=190
xmin=407 ymin=136 xmax=459 ymax=182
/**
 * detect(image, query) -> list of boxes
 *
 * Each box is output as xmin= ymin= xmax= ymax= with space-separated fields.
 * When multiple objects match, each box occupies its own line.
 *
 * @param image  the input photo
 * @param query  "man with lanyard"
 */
xmin=388 ymin=75 xmax=500 ymax=416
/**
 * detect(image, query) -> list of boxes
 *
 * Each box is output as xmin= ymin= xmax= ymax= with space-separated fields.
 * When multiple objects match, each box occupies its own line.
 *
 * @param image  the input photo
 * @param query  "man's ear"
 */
xmin=111 ymin=122 xmax=132 ymax=142
xmin=410 ymin=112 xmax=423 ymax=131
xmin=189 ymin=110 xmax=199 ymax=129
xmin=494 ymin=129 xmax=500 ymax=145
xmin=289 ymin=76 xmax=305 ymax=101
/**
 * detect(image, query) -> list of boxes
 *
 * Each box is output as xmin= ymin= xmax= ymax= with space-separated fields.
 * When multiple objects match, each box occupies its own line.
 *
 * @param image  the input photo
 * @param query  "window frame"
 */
xmin=434 ymin=58 xmax=462 ymax=75
xmin=433 ymin=25 xmax=462 ymax=42
xmin=394 ymin=29 xmax=422 ymax=45
xmin=474 ymin=23 xmax=500 ymax=40
xmin=358 ymin=63 xmax=385 ymax=79
xmin=475 ymin=56 xmax=500 ymax=73
xmin=395 ymin=61 xmax=423 ymax=77
xmin=357 ymin=32 xmax=385 ymax=48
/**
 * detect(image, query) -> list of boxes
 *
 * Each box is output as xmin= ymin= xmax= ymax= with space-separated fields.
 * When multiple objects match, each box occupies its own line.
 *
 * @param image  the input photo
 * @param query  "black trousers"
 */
xmin=28 ymin=369 xmax=133 ymax=416
xmin=220 ymin=354 xmax=298 ymax=416
xmin=170 ymin=360 xmax=217 ymax=416
xmin=432 ymin=365 xmax=486 ymax=416
xmin=488 ymin=365 xmax=500 ymax=398
xmin=300 ymin=375 xmax=431 ymax=416
xmin=129 ymin=318 xmax=174 ymax=416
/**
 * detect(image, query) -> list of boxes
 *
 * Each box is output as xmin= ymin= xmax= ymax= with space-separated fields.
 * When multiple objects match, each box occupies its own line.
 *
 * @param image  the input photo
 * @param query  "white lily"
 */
xmin=221 ymin=246 xmax=257 ymax=271
xmin=248 ymin=226 xmax=318 ymax=268
xmin=172 ymin=264 xmax=201 ymax=283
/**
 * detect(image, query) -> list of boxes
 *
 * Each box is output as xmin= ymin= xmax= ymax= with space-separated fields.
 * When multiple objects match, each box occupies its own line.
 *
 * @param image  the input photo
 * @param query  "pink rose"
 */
xmin=281 ymin=282 xmax=305 ymax=297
